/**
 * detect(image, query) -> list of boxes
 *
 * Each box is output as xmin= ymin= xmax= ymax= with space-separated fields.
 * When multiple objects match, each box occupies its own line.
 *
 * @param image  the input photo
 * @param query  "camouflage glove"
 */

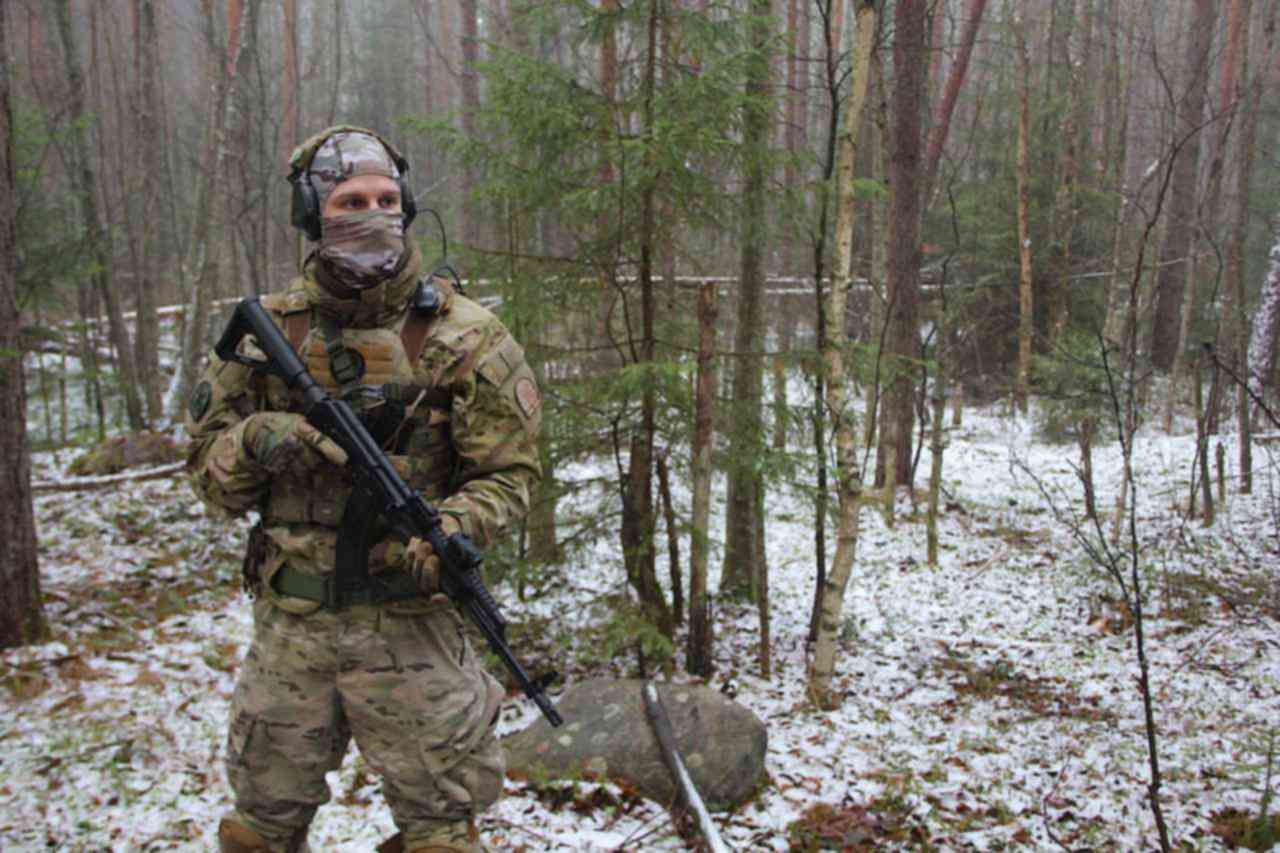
xmin=242 ymin=412 xmax=348 ymax=474
xmin=398 ymin=515 xmax=462 ymax=599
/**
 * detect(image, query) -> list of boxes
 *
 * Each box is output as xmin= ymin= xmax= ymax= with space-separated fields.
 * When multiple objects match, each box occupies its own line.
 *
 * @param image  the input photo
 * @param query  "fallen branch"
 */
xmin=642 ymin=681 xmax=729 ymax=853
xmin=32 ymin=462 xmax=186 ymax=493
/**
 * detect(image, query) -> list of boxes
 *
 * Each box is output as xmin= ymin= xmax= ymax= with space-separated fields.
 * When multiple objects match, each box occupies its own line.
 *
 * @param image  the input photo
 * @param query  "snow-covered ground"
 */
xmin=2 ymin=402 xmax=1278 ymax=850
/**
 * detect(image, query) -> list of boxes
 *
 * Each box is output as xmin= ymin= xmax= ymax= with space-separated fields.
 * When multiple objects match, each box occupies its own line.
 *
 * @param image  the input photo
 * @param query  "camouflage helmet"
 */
xmin=287 ymin=125 xmax=417 ymax=240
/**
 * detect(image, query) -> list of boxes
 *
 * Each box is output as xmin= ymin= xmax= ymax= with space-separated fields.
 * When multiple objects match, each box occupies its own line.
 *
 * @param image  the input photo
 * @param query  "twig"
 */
xmin=611 ymin=809 xmax=674 ymax=851
xmin=1039 ymin=761 xmax=1074 ymax=852
xmin=481 ymin=815 xmax=561 ymax=848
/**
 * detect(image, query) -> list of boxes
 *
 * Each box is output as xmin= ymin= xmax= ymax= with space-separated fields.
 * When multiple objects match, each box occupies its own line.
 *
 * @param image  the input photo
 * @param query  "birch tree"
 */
xmin=809 ymin=0 xmax=876 ymax=711
xmin=687 ymin=281 xmax=718 ymax=677
xmin=1246 ymin=220 xmax=1280 ymax=426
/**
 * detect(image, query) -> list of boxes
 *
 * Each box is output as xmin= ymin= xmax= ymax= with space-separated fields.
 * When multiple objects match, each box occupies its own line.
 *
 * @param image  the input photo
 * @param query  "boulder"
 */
xmin=67 ymin=431 xmax=181 ymax=477
xmin=503 ymin=678 xmax=766 ymax=811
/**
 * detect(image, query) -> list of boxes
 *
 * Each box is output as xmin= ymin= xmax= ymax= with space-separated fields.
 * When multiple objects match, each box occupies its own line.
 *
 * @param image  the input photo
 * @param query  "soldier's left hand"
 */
xmin=401 ymin=516 xmax=461 ymax=600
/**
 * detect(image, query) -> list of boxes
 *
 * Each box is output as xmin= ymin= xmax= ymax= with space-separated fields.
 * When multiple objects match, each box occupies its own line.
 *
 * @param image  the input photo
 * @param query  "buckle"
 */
xmin=321 ymin=575 xmax=345 ymax=610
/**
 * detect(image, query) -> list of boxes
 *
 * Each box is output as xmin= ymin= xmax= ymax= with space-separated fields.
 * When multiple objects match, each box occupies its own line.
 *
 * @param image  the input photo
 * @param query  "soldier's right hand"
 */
xmin=242 ymin=412 xmax=348 ymax=473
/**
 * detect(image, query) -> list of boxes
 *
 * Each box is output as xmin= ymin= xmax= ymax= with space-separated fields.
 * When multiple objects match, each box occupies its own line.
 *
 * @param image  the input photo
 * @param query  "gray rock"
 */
xmin=503 ymin=678 xmax=766 ymax=811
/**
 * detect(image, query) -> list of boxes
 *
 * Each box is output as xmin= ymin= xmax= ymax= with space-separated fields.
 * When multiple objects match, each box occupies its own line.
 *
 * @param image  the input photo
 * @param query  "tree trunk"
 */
xmin=687 ymin=281 xmax=718 ymax=677
xmin=1047 ymin=0 xmax=1084 ymax=348
xmin=169 ymin=0 xmax=248 ymax=421
xmin=781 ymin=0 xmax=800 ymax=278
xmin=809 ymin=0 xmax=876 ymax=711
xmin=863 ymin=55 xmax=890 ymax=454
xmin=920 ymin=0 xmax=989 ymax=208
xmin=0 ymin=0 xmax=49 ymax=649
xmin=1014 ymin=14 xmax=1033 ymax=414
xmin=1179 ymin=0 xmax=1250 ymax=434
xmin=926 ymin=288 xmax=948 ymax=566
xmin=460 ymin=0 xmax=480 ymax=248
xmin=879 ymin=0 xmax=926 ymax=486
xmin=1225 ymin=0 xmax=1273 ymax=491
xmin=52 ymin=0 xmax=146 ymax=432
xmin=1247 ymin=219 xmax=1280 ymax=425
xmin=130 ymin=0 xmax=163 ymax=424
xmin=1078 ymin=416 xmax=1097 ymax=519
xmin=1102 ymin=3 xmax=1137 ymax=347
xmin=1150 ymin=0 xmax=1214 ymax=373
xmin=281 ymin=0 xmax=300 ymax=159
xmin=620 ymin=1 xmax=672 ymax=639
xmin=656 ymin=454 xmax=682 ymax=627
xmin=720 ymin=0 xmax=772 ymax=599
xmin=805 ymin=0 xmax=848 ymax=644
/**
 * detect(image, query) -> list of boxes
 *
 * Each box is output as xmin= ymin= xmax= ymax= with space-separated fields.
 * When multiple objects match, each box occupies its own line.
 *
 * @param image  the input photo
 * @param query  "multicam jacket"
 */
xmin=184 ymin=246 xmax=542 ymax=612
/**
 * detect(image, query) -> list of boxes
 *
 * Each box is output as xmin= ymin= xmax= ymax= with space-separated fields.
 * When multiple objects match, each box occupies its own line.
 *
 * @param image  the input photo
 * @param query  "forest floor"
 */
xmin=1 ymin=404 xmax=1278 ymax=851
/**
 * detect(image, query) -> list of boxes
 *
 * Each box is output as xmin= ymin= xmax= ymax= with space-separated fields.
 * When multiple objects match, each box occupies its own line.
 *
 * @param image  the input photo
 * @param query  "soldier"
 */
xmin=184 ymin=126 xmax=543 ymax=853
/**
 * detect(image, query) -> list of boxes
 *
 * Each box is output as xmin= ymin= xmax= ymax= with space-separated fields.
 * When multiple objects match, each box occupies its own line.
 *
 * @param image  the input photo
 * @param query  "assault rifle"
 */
xmin=215 ymin=297 xmax=563 ymax=727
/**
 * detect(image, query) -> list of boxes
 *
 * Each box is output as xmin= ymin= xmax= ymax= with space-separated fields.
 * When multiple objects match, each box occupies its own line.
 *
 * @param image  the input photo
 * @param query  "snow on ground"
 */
xmin=2 ymin=402 xmax=1278 ymax=851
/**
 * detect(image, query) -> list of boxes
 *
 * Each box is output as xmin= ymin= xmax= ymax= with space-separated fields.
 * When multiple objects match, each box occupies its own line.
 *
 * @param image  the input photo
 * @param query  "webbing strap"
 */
xmin=275 ymin=307 xmax=435 ymax=368
xmin=283 ymin=312 xmax=309 ymax=352
xmin=401 ymin=310 xmax=433 ymax=367
xmin=271 ymin=565 xmax=422 ymax=608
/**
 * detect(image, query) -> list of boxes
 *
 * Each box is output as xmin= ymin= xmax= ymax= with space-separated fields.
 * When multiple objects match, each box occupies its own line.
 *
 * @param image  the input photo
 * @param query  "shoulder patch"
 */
xmin=514 ymin=376 xmax=541 ymax=419
xmin=188 ymin=380 xmax=213 ymax=422
xmin=476 ymin=336 xmax=526 ymax=387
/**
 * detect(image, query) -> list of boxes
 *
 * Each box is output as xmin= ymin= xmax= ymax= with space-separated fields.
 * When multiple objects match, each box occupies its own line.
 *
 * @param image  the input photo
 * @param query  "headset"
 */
xmin=288 ymin=132 xmax=418 ymax=242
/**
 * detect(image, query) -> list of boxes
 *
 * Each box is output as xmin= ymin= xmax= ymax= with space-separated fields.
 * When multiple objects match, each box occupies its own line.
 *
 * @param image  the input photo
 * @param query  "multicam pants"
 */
xmin=225 ymin=597 xmax=505 ymax=849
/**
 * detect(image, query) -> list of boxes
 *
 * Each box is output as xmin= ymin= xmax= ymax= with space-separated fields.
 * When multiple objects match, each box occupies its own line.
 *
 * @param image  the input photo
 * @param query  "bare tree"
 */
xmin=52 ymin=0 xmax=146 ymax=432
xmin=168 ymin=0 xmax=250 ymax=420
xmin=1150 ymin=0 xmax=1214 ymax=373
xmin=921 ymin=0 xmax=989 ymax=209
xmin=1014 ymin=10 xmax=1033 ymax=414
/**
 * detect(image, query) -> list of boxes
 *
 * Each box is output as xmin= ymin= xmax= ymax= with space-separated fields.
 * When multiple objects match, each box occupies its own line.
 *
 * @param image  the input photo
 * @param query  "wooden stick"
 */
xmin=641 ymin=681 xmax=729 ymax=853
xmin=32 ymin=462 xmax=185 ymax=493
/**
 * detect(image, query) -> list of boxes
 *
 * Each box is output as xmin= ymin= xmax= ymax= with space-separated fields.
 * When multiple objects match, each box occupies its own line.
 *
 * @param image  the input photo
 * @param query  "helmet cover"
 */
xmin=290 ymin=127 xmax=402 ymax=210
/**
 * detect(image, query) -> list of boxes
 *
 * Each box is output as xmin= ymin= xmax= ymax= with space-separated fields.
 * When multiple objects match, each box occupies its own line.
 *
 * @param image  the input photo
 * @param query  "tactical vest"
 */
xmin=255 ymin=291 xmax=454 ymax=533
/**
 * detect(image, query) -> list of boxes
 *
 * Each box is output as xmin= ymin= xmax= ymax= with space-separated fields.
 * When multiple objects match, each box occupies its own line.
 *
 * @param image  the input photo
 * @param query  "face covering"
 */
xmin=317 ymin=210 xmax=406 ymax=289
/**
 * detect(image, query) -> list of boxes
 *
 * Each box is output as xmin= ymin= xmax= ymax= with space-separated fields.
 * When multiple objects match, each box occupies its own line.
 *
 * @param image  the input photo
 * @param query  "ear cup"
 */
xmin=289 ymin=173 xmax=322 ymax=241
xmin=398 ymin=174 xmax=417 ymax=231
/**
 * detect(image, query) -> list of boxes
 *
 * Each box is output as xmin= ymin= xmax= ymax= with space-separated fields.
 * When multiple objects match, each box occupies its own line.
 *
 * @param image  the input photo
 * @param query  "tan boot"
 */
xmin=219 ymin=817 xmax=309 ymax=853
xmin=218 ymin=819 xmax=272 ymax=853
